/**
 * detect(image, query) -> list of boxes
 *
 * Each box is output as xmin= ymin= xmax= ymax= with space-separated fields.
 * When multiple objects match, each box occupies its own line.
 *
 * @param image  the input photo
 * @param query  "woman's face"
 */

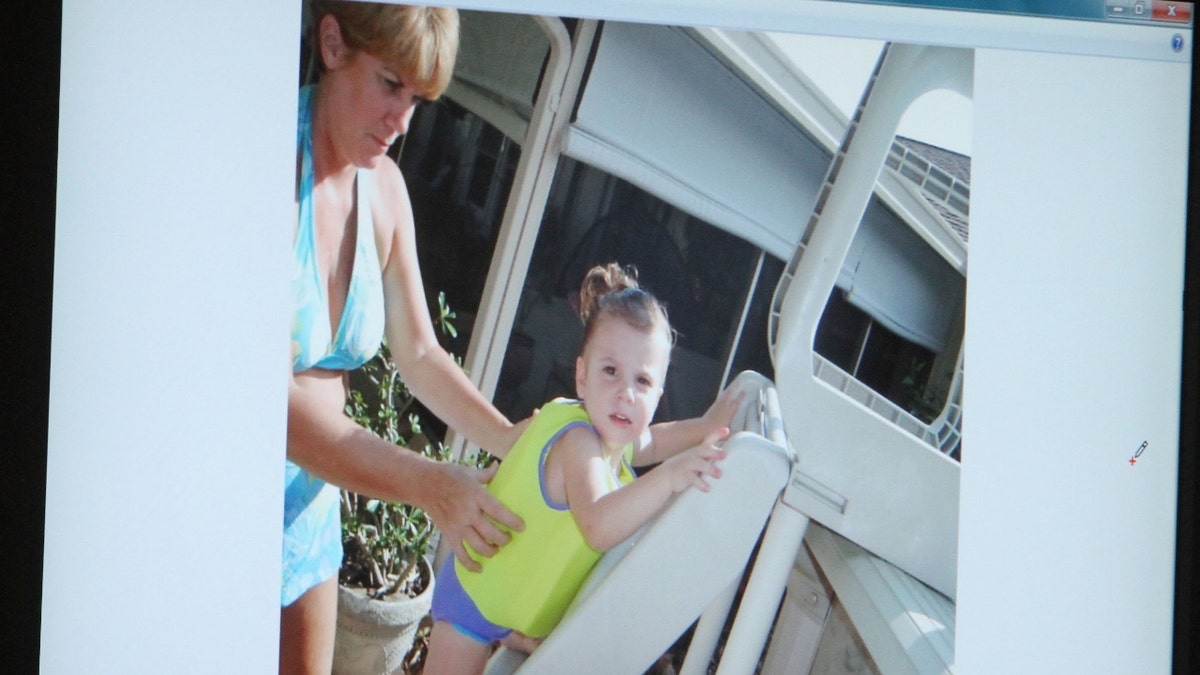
xmin=319 ymin=17 xmax=428 ymax=168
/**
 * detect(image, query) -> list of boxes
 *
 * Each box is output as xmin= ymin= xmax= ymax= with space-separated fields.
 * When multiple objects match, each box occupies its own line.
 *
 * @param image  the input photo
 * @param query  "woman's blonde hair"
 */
xmin=310 ymin=1 xmax=459 ymax=99
xmin=578 ymin=263 xmax=674 ymax=352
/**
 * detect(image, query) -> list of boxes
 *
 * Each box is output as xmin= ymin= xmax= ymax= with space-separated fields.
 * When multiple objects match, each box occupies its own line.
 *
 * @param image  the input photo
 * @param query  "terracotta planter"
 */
xmin=332 ymin=557 xmax=435 ymax=675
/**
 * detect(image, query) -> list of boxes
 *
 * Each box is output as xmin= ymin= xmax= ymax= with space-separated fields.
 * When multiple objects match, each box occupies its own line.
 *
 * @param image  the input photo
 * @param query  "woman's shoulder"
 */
xmin=363 ymin=159 xmax=414 ymax=258
xmin=366 ymin=158 xmax=410 ymax=213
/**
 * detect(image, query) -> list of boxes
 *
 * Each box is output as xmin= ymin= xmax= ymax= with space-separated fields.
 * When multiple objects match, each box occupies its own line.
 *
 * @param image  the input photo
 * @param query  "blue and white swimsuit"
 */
xmin=282 ymin=85 xmax=386 ymax=606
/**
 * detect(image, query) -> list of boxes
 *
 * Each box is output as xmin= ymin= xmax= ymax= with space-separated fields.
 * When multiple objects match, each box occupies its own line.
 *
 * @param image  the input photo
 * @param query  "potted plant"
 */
xmin=332 ymin=293 xmax=482 ymax=675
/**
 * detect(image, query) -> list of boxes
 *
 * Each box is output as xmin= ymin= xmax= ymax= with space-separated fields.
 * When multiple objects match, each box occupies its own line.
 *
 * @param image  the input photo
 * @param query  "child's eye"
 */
xmin=637 ymin=376 xmax=652 ymax=387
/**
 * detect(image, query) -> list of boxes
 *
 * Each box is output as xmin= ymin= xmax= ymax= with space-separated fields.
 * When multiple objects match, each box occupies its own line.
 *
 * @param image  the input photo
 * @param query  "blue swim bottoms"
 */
xmin=431 ymin=558 xmax=512 ymax=644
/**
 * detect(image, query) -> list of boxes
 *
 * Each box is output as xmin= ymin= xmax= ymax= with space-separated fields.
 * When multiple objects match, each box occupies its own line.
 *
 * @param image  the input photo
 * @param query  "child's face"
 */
xmin=575 ymin=316 xmax=671 ymax=452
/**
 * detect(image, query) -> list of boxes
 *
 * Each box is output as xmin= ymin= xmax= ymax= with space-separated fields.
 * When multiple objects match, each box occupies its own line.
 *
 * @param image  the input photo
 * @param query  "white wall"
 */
xmin=959 ymin=48 xmax=1188 ymax=673
xmin=43 ymin=1 xmax=298 ymax=672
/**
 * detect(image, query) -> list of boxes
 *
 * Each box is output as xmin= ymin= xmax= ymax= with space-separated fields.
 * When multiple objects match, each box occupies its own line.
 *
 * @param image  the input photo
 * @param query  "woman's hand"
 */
xmin=425 ymin=462 xmax=524 ymax=572
xmin=489 ymin=408 xmax=537 ymax=460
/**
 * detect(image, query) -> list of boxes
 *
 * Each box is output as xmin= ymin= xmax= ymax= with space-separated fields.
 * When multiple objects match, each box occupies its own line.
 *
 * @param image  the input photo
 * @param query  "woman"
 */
xmin=284 ymin=3 xmax=524 ymax=672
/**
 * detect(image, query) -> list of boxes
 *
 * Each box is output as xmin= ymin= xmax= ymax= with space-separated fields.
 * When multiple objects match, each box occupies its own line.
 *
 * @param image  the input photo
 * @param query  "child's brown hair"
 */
xmin=578 ymin=263 xmax=674 ymax=352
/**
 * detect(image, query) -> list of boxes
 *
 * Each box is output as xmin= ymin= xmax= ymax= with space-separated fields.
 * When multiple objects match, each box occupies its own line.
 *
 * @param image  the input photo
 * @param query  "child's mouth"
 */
xmin=610 ymin=413 xmax=631 ymax=427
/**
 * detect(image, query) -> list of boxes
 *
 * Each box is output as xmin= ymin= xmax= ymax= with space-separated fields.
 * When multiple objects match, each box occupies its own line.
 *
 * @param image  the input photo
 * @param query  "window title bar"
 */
xmin=833 ymin=0 xmax=1192 ymax=25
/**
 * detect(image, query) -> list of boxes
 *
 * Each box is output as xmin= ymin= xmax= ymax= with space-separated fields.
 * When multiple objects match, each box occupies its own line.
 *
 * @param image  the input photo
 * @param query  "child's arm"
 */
xmin=635 ymin=382 xmax=744 ymax=467
xmin=555 ymin=426 xmax=730 ymax=552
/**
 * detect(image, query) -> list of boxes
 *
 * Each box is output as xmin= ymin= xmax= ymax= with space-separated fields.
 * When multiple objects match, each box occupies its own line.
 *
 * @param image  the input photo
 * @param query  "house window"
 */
xmin=811 ymin=196 xmax=965 ymax=424
xmin=815 ymin=289 xmax=949 ymax=423
xmin=397 ymin=98 xmax=521 ymax=359
xmin=493 ymin=157 xmax=781 ymax=422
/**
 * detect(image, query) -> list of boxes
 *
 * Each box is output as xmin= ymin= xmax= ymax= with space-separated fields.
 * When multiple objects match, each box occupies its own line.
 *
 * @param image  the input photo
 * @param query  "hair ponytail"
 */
xmin=578 ymin=262 xmax=673 ymax=349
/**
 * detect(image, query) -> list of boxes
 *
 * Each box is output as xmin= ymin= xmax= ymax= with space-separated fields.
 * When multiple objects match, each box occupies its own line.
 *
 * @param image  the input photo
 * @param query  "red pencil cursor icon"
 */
xmin=1130 ymin=441 xmax=1147 ymax=466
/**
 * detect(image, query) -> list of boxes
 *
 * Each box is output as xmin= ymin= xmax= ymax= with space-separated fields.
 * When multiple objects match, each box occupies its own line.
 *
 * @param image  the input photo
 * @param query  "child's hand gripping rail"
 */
xmin=485 ymin=371 xmax=793 ymax=675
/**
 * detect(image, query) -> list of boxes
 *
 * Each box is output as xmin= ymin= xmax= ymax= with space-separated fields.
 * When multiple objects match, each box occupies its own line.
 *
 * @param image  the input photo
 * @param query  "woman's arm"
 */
xmin=635 ymin=383 xmax=744 ymax=467
xmin=367 ymin=163 xmax=531 ymax=568
xmin=554 ymin=426 xmax=729 ymax=552
xmin=373 ymin=162 xmax=524 ymax=460
xmin=287 ymin=369 xmax=521 ymax=570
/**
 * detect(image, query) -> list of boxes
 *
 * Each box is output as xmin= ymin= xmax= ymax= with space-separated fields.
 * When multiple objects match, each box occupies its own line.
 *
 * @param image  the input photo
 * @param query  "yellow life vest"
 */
xmin=456 ymin=398 xmax=635 ymax=638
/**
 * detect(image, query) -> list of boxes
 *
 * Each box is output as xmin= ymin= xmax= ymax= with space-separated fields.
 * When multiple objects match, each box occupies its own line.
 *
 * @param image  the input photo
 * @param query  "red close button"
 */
xmin=1152 ymin=1 xmax=1193 ymax=22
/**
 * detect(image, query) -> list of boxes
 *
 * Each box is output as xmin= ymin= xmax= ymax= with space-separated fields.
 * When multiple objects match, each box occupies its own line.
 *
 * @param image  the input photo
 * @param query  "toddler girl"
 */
xmin=424 ymin=262 xmax=740 ymax=674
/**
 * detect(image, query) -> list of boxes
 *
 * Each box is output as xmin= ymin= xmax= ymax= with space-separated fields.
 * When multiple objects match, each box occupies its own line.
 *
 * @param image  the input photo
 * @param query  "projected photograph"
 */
xmin=285 ymin=3 xmax=972 ymax=673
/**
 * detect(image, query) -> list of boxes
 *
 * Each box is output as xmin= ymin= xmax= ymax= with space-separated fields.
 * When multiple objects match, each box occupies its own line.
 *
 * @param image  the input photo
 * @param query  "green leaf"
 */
xmin=436 ymin=291 xmax=458 ymax=338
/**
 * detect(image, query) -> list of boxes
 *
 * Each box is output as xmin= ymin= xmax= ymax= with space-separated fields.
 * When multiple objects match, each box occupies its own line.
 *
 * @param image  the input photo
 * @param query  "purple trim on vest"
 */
xmin=537 ymin=420 xmax=598 ymax=511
